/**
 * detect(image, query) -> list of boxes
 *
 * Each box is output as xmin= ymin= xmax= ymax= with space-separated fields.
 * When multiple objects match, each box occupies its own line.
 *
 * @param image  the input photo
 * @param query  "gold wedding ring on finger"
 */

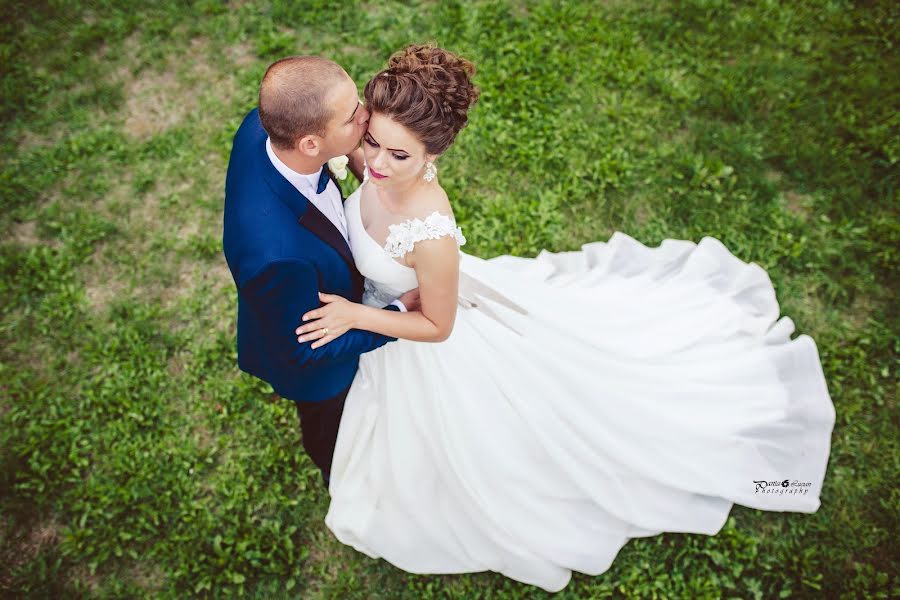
xmin=321 ymin=328 xmax=329 ymax=336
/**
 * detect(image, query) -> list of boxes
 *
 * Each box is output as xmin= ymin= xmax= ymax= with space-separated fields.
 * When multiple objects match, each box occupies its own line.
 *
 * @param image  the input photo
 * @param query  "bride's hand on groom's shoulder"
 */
xmin=295 ymin=292 xmax=361 ymax=349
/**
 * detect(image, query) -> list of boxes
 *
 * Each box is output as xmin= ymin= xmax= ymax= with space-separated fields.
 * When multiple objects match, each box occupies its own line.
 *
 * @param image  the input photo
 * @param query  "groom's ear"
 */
xmin=296 ymin=134 xmax=322 ymax=157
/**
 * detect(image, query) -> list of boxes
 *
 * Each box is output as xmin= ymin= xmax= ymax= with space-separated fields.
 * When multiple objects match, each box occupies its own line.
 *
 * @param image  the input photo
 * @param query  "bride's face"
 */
xmin=363 ymin=113 xmax=434 ymax=187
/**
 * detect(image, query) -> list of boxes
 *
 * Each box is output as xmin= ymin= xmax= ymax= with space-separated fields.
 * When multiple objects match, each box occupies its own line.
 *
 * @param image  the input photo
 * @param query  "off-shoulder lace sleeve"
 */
xmin=384 ymin=211 xmax=466 ymax=259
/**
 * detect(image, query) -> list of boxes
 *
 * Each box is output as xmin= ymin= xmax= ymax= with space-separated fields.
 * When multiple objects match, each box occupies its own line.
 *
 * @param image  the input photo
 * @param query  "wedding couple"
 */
xmin=222 ymin=44 xmax=836 ymax=592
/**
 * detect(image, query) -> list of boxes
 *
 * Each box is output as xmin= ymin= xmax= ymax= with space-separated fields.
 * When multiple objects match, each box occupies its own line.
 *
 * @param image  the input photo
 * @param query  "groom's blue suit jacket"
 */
xmin=223 ymin=108 xmax=398 ymax=402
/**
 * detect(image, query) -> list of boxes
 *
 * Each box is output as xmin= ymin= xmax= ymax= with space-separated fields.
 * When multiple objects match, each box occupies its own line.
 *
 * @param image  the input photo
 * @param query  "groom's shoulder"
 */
xmin=233 ymin=106 xmax=264 ymax=146
xmin=226 ymin=107 xmax=268 ymax=192
xmin=239 ymin=106 xmax=261 ymax=130
xmin=224 ymin=107 xmax=294 ymax=279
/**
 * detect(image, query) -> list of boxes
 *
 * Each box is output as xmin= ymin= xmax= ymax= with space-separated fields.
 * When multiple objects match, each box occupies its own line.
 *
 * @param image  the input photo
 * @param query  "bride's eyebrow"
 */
xmin=366 ymin=132 xmax=408 ymax=154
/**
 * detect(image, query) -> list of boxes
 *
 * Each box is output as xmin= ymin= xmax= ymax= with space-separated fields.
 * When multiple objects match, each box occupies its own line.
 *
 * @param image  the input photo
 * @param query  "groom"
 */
xmin=223 ymin=56 xmax=418 ymax=487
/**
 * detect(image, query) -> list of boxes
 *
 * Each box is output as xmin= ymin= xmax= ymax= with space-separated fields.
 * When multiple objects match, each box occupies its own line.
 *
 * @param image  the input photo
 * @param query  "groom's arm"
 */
xmin=299 ymin=237 xmax=458 ymax=344
xmin=242 ymin=259 xmax=398 ymax=367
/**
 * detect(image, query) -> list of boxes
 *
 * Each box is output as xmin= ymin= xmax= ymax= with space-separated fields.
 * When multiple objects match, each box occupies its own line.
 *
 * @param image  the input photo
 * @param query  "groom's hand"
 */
xmin=398 ymin=288 xmax=421 ymax=312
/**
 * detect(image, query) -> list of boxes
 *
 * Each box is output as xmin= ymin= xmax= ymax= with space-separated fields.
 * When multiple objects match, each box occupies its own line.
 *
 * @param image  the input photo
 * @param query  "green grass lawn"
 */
xmin=1 ymin=0 xmax=896 ymax=597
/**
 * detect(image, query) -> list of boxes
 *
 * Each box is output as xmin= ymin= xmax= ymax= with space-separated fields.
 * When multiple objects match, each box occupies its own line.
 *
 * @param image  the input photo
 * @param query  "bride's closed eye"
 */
xmin=365 ymin=133 xmax=409 ymax=160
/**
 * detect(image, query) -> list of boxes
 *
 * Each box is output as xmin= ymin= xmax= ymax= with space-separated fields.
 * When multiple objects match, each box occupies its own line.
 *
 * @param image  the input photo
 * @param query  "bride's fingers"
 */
xmin=311 ymin=329 xmax=341 ymax=349
xmin=301 ymin=308 xmax=321 ymax=322
xmin=310 ymin=335 xmax=333 ymax=350
xmin=297 ymin=325 xmax=330 ymax=344
xmin=303 ymin=302 xmax=337 ymax=322
xmin=302 ymin=298 xmax=343 ymax=323
xmin=296 ymin=320 xmax=323 ymax=336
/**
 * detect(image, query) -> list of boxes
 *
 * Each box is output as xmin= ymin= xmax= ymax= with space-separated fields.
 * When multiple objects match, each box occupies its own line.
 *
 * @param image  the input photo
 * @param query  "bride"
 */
xmin=292 ymin=44 xmax=836 ymax=592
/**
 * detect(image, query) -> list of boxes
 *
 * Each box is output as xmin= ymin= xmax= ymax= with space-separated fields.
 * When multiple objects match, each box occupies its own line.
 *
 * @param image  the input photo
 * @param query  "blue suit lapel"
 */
xmin=298 ymin=201 xmax=355 ymax=270
xmin=255 ymin=141 xmax=355 ymax=271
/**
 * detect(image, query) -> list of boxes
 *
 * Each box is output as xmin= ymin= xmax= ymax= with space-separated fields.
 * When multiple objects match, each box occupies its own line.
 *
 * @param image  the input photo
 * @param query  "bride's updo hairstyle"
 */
xmin=364 ymin=43 xmax=480 ymax=155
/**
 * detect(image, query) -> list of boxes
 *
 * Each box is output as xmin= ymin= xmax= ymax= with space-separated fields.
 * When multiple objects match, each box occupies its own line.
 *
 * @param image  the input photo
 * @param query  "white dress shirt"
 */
xmin=266 ymin=137 xmax=348 ymax=241
xmin=265 ymin=137 xmax=406 ymax=312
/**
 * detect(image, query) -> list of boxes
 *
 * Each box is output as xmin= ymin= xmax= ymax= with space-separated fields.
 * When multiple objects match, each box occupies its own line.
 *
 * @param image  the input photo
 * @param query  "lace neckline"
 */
xmin=355 ymin=181 xmax=415 ymax=270
xmin=355 ymin=181 xmax=465 ymax=266
xmin=383 ymin=211 xmax=466 ymax=258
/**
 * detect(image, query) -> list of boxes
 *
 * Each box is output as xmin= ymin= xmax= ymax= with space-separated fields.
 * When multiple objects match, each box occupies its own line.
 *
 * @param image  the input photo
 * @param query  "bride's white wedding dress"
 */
xmin=324 ymin=176 xmax=836 ymax=592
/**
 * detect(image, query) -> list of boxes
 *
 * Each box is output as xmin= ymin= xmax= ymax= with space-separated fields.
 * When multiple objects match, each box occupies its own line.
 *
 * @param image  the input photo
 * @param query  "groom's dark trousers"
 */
xmin=223 ymin=108 xmax=400 ymax=486
xmin=294 ymin=385 xmax=351 ymax=487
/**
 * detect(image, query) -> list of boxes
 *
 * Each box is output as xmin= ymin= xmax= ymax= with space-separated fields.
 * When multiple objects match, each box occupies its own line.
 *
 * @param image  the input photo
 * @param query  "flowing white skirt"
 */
xmin=325 ymin=231 xmax=836 ymax=592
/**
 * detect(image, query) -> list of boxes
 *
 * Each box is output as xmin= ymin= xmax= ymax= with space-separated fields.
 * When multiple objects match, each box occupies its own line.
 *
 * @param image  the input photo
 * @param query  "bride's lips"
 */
xmin=369 ymin=167 xmax=388 ymax=180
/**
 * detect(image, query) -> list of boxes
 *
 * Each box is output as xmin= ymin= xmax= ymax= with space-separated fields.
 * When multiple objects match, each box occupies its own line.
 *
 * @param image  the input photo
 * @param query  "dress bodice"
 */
xmin=344 ymin=181 xmax=466 ymax=307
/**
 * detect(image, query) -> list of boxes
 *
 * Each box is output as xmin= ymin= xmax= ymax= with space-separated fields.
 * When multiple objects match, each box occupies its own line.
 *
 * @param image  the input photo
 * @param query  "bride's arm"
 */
xmin=355 ymin=236 xmax=460 ymax=342
xmin=296 ymin=236 xmax=460 ymax=346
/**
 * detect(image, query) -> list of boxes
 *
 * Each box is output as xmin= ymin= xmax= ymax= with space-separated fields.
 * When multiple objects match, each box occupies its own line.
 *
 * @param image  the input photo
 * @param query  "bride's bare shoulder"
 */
xmin=394 ymin=184 xmax=464 ymax=269
xmin=408 ymin=184 xmax=454 ymax=221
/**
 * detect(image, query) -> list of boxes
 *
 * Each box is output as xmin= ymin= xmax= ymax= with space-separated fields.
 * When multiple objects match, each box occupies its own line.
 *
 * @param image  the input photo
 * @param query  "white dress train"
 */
xmin=324 ymin=180 xmax=836 ymax=593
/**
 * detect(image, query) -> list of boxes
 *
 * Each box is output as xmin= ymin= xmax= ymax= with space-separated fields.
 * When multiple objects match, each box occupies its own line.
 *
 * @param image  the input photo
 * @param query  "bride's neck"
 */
xmin=376 ymin=177 xmax=432 ymax=212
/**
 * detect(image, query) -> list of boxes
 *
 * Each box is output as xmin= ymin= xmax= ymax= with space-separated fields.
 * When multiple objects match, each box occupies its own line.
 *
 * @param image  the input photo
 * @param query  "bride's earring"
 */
xmin=423 ymin=161 xmax=437 ymax=182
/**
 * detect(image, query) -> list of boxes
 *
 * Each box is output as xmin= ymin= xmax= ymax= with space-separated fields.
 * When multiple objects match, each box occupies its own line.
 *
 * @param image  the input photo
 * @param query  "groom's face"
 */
xmin=320 ymin=76 xmax=370 ymax=158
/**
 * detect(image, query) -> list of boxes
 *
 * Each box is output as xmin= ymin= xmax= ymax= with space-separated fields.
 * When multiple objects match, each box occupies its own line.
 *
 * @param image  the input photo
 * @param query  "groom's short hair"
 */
xmin=259 ymin=56 xmax=347 ymax=150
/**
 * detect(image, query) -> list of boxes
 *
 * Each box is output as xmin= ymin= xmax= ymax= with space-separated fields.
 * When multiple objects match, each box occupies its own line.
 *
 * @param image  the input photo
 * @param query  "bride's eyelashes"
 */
xmin=364 ymin=133 xmax=409 ymax=160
